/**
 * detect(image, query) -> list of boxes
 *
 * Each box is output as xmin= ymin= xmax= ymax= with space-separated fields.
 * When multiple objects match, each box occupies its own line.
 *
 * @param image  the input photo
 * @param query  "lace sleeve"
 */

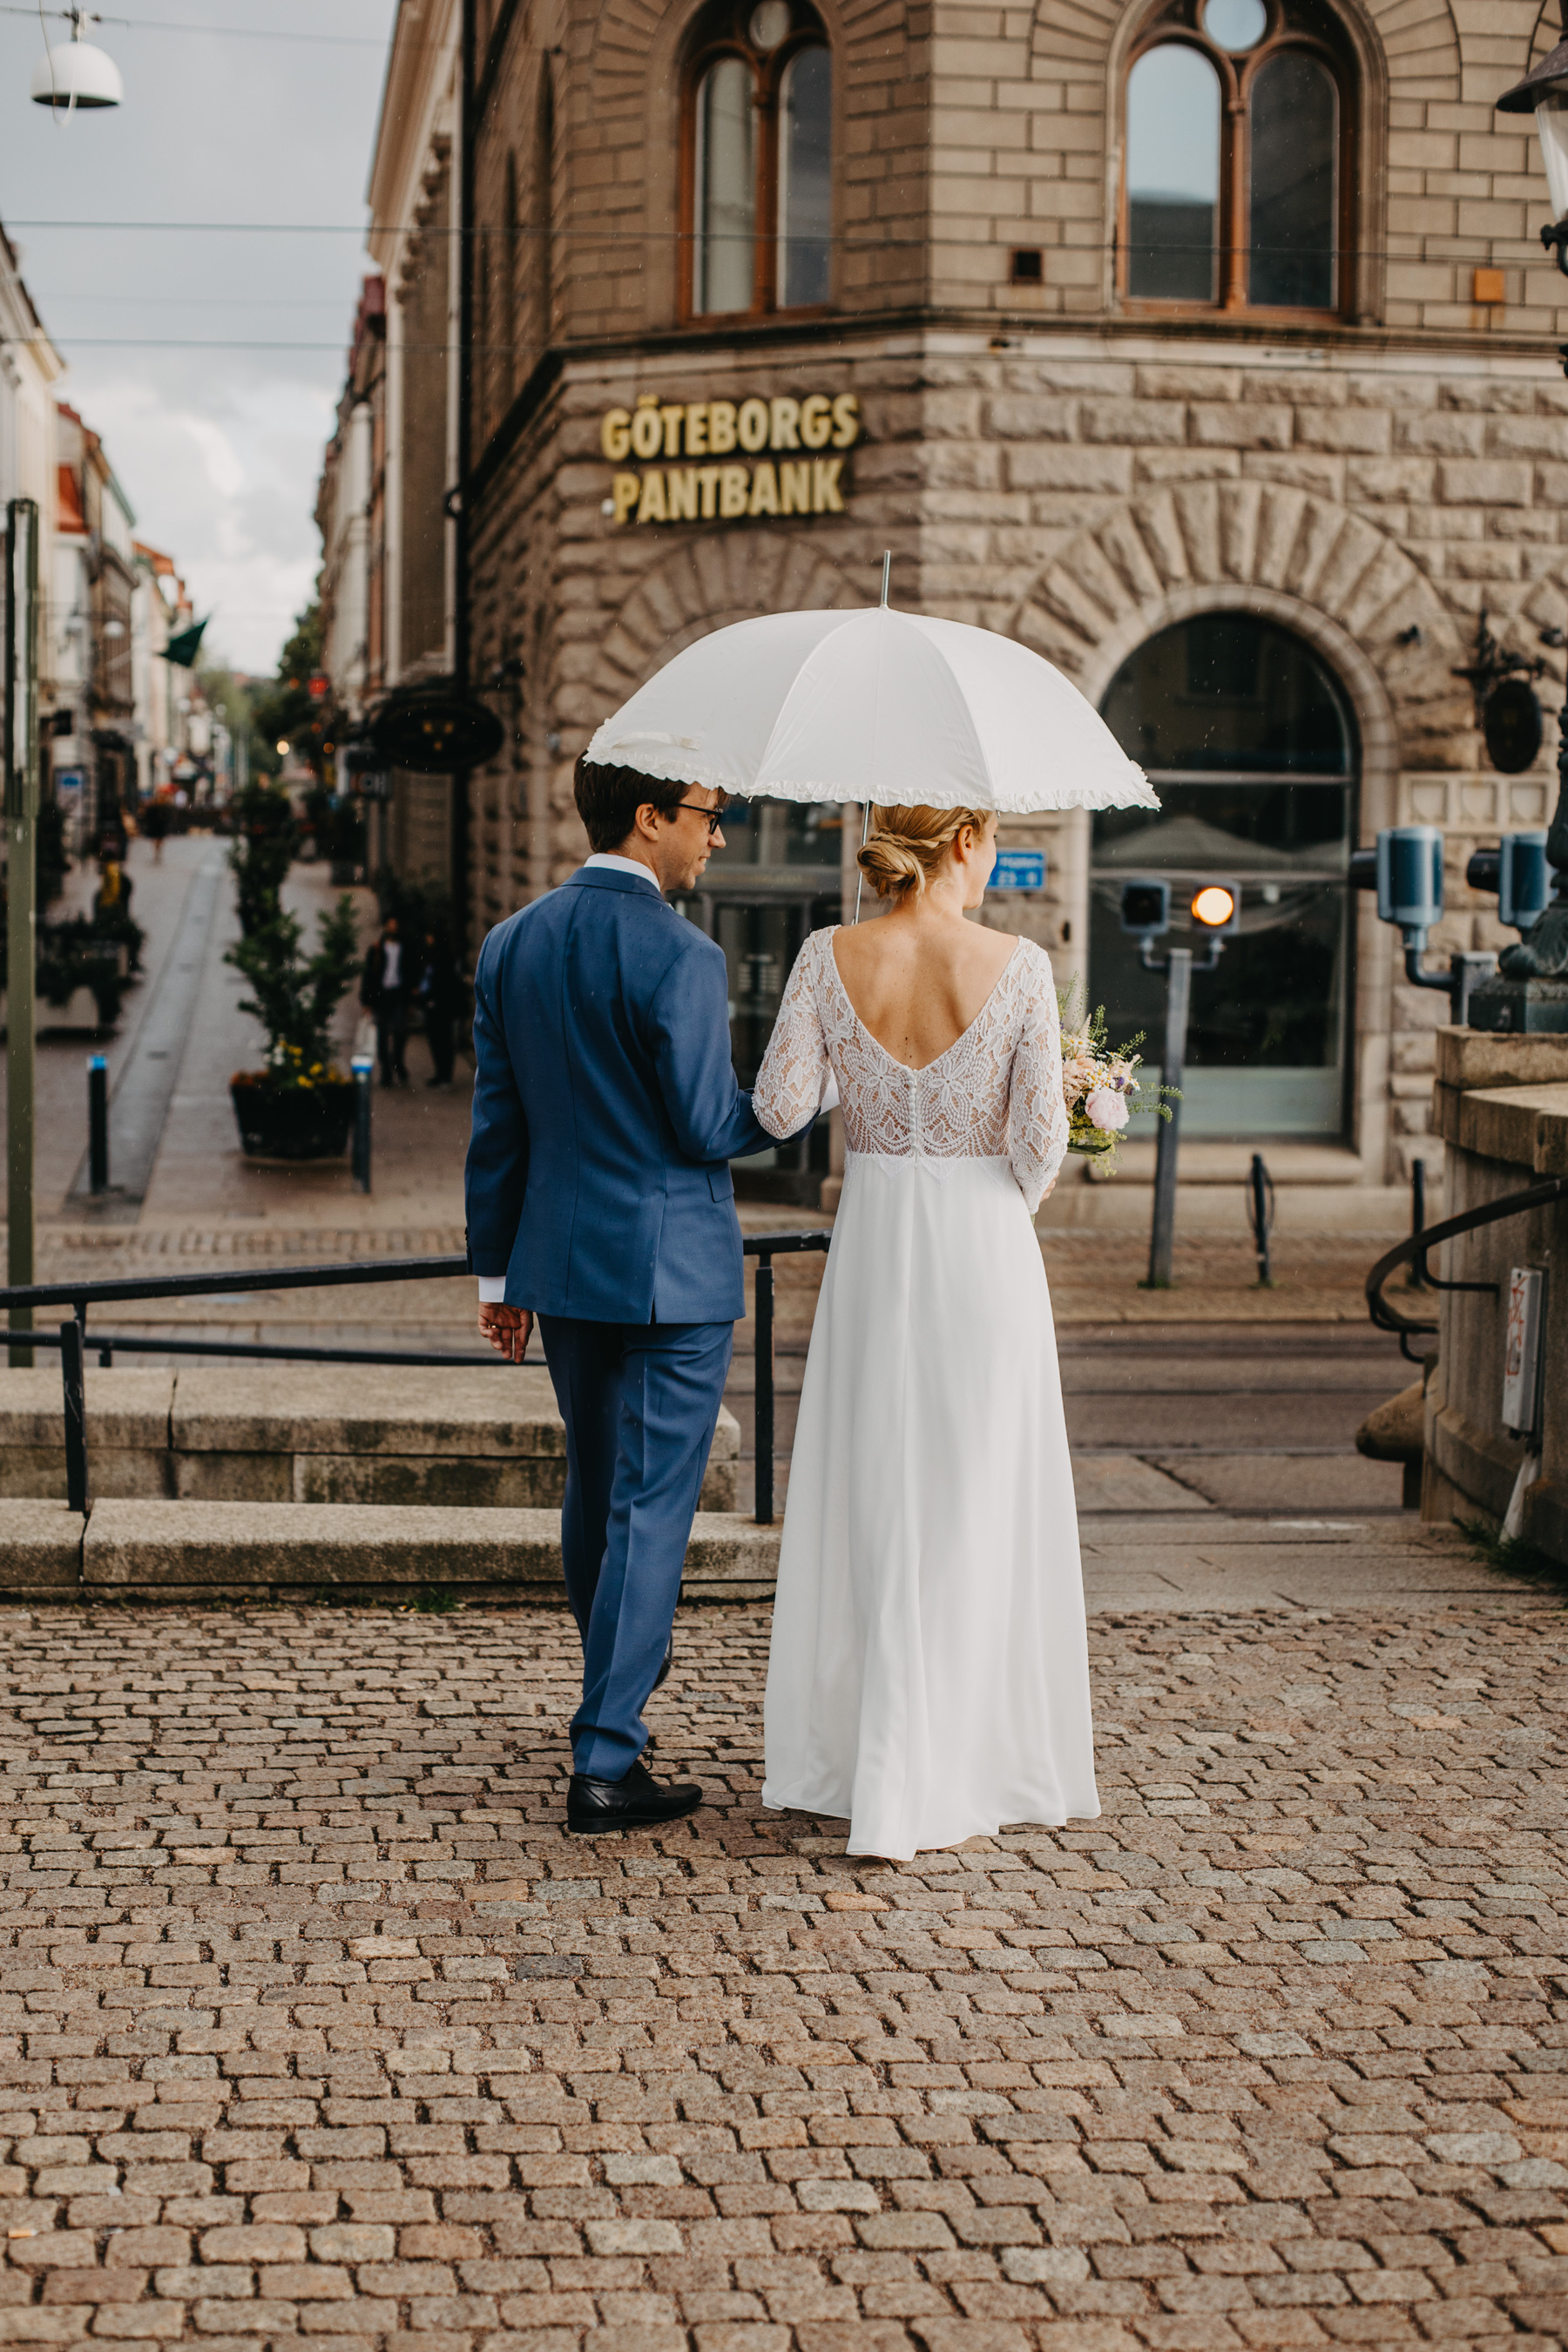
xmin=1007 ymin=945 xmax=1069 ymax=1215
xmin=754 ymin=931 xmax=831 ymax=1139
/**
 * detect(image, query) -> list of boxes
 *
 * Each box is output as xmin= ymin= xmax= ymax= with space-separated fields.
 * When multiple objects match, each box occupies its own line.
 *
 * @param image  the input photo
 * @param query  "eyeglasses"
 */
xmin=673 ymin=801 xmax=726 ymax=837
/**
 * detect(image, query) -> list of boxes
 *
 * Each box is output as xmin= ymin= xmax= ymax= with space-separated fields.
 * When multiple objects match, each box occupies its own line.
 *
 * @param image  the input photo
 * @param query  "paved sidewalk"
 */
xmin=0 ymin=1579 xmax=1563 ymax=2351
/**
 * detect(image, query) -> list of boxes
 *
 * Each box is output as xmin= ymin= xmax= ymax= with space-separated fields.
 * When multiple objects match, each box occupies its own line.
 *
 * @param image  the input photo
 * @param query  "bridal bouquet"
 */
xmin=1057 ymin=978 xmax=1166 ymax=1172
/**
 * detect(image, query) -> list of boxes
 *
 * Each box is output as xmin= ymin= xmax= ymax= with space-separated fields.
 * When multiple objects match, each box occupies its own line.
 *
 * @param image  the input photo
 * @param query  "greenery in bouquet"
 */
xmin=226 ymin=894 xmax=359 ymax=1099
xmin=1056 ymin=975 xmax=1172 ymax=1173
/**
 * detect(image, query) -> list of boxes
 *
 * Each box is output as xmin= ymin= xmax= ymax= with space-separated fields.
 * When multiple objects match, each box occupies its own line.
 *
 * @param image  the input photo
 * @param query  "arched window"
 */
xmin=1092 ymin=614 xmax=1357 ymax=1139
xmin=1122 ymin=0 xmax=1353 ymax=316
xmin=686 ymin=0 xmax=832 ymax=320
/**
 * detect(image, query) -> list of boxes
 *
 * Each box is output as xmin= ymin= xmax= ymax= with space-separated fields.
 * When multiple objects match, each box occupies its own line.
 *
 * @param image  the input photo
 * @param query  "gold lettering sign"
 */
xmin=600 ymin=391 xmax=859 ymax=526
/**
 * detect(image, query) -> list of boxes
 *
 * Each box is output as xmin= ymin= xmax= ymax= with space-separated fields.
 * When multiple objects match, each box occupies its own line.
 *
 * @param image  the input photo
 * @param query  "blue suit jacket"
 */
xmin=465 ymin=865 xmax=778 ymax=1323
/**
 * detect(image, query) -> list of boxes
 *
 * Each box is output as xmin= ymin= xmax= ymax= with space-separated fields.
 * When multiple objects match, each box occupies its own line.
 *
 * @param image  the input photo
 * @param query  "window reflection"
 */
xmin=1092 ymin=616 xmax=1356 ymax=1138
xmin=1100 ymin=612 xmax=1352 ymax=774
xmin=706 ymin=796 xmax=842 ymax=870
xmin=1249 ymin=51 xmax=1337 ymax=308
xmin=778 ymin=44 xmax=831 ymax=308
xmin=1126 ymin=44 xmax=1220 ymax=301
xmin=694 ymin=56 xmax=756 ymax=314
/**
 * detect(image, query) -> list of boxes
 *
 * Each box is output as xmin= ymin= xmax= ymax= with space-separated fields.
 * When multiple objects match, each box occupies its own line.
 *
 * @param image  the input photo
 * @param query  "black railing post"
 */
xmin=1410 ymin=1156 xmax=1428 ymax=1290
xmin=754 ymin=1251 xmax=775 ymax=1526
xmin=1247 ymin=1152 xmax=1274 ymax=1287
xmin=61 ymin=1315 xmax=88 ymax=1511
xmin=87 ymin=1053 xmax=110 ymax=1195
xmin=352 ymin=1052 xmax=374 ymax=1193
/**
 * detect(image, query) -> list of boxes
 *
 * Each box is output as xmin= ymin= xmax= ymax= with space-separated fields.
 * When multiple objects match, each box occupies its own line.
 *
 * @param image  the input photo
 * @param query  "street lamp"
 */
xmin=30 ymin=8 xmax=122 ymax=110
xmin=1470 ymin=42 xmax=1568 ymax=1024
xmin=1497 ymin=24 xmax=1568 ymax=273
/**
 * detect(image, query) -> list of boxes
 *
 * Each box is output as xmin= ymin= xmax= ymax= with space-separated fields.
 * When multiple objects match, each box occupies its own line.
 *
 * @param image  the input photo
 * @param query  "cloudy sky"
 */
xmin=0 ymin=0 xmax=397 ymax=675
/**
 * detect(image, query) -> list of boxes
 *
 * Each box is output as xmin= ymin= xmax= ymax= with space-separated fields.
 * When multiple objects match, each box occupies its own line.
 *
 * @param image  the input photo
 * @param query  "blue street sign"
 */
xmin=991 ymin=848 xmax=1045 ymax=892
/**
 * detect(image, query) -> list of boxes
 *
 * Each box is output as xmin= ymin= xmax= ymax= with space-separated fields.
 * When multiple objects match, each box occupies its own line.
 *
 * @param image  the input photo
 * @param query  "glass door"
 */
xmin=1092 ymin=614 xmax=1356 ymax=1139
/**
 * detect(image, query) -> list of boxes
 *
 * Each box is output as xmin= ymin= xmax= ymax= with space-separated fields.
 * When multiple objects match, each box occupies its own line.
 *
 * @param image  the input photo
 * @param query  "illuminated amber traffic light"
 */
xmin=1191 ymin=883 xmax=1237 ymax=930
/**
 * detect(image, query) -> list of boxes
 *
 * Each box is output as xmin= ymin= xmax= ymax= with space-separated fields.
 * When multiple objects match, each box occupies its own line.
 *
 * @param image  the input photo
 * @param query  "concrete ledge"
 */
xmin=1454 ymin=1083 xmax=1568 ymax=1173
xmin=0 ymin=1500 xmax=90 ymax=1589
xmin=1435 ymin=1027 xmax=1568 ymax=1094
xmin=0 ymin=1366 xmax=740 ymax=1513
xmin=0 ymin=1499 xmax=780 ymax=1600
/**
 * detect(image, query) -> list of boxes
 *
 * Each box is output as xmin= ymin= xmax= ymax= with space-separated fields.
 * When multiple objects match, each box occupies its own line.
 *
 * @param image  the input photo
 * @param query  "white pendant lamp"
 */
xmin=31 ymin=9 xmax=123 ymax=112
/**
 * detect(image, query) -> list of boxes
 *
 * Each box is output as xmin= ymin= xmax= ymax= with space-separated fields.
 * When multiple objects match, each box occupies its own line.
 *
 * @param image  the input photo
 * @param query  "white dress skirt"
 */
xmin=752 ymin=928 xmax=1101 ymax=1860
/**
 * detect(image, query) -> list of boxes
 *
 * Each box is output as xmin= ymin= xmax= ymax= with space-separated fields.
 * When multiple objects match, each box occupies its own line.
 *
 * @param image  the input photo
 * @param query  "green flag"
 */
xmin=159 ymin=618 xmax=209 ymax=669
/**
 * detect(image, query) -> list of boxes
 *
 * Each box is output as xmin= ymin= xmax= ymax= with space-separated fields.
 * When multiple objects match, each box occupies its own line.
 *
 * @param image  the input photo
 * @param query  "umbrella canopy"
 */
xmin=585 ymin=604 xmax=1158 ymax=814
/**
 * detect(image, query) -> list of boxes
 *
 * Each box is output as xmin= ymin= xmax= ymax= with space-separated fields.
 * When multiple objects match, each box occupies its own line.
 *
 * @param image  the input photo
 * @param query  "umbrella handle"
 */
xmin=856 ymin=549 xmax=890 ymax=921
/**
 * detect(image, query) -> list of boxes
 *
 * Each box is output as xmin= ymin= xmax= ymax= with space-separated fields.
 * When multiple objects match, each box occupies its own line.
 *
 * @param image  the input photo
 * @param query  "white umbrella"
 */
xmin=585 ymin=587 xmax=1158 ymax=815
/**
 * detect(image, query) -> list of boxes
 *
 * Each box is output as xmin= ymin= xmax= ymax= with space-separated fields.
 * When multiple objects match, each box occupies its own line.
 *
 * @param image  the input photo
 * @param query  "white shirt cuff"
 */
xmin=476 ymin=1274 xmax=508 ymax=1302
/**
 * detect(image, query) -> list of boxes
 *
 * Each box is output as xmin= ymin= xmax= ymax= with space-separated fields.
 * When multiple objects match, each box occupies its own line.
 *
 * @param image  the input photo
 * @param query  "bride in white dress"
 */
xmin=750 ymin=802 xmax=1100 ymax=1861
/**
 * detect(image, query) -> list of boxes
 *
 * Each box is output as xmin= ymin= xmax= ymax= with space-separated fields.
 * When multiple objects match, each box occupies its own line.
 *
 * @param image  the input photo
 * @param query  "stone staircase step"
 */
xmin=0 ymin=1498 xmax=779 ymax=1601
xmin=0 ymin=1365 xmax=739 ymax=1511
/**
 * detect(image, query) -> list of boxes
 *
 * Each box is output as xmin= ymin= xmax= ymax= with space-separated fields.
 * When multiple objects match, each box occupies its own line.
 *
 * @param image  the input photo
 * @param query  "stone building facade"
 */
xmin=341 ymin=0 xmax=1568 ymax=1200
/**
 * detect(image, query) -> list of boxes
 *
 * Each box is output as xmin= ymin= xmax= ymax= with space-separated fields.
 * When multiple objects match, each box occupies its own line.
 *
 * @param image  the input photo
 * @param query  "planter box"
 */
xmin=230 ymin=1075 xmax=354 ymax=1159
xmin=38 ymin=986 xmax=114 ymax=1032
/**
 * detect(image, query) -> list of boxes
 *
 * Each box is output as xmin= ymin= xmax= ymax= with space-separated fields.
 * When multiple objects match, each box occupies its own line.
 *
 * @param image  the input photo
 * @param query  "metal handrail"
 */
xmin=1366 ymin=1175 xmax=1568 ymax=1363
xmin=1 ymin=1228 xmax=833 ymax=1526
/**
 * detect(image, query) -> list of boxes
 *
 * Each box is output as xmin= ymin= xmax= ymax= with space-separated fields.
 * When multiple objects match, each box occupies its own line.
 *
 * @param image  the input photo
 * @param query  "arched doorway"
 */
xmin=1093 ymin=612 xmax=1356 ymax=1139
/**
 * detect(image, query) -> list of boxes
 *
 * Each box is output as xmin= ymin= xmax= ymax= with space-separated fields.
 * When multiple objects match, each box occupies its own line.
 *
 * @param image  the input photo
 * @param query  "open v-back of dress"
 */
xmin=752 ymin=926 xmax=1100 ymax=1860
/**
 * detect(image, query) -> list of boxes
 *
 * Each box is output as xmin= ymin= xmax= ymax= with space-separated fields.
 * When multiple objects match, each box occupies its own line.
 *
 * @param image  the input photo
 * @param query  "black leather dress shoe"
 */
xmin=653 ymin=1632 xmax=673 ymax=1691
xmin=566 ymin=1760 xmax=703 ymax=1835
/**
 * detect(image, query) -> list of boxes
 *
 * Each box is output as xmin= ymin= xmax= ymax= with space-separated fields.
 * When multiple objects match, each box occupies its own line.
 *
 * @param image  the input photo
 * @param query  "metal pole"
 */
xmin=87 ymin=1054 xmax=109 ymax=1194
xmin=754 ymin=1253 xmax=774 ymax=1526
xmin=853 ymin=801 xmax=871 ymax=925
xmin=1247 ymin=1152 xmax=1274 ymax=1287
xmin=61 ymin=1315 xmax=88 ymax=1512
xmin=1410 ymin=1156 xmax=1428 ymax=1291
xmin=5 ymin=500 xmax=39 ymax=1369
xmin=351 ymin=1053 xmax=374 ymax=1192
xmin=1145 ymin=947 xmax=1191 ymax=1290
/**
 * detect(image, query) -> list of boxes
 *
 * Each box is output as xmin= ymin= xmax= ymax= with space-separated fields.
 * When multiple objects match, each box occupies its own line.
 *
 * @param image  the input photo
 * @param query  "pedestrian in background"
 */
xmin=361 ymin=913 xmax=409 ymax=1087
xmin=420 ymin=928 xmax=463 ymax=1087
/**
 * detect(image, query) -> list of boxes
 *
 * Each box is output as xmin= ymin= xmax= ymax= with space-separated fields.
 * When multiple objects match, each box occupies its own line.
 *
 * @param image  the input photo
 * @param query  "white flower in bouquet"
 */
xmin=1053 ymin=974 xmax=1175 ymax=1176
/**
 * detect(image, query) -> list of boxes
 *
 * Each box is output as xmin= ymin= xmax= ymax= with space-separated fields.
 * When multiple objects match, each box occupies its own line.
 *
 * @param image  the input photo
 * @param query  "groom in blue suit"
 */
xmin=465 ymin=758 xmax=796 ymax=1833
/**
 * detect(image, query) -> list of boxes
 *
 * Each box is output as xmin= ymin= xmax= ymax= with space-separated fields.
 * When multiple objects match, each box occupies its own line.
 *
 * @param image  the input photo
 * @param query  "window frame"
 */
xmin=1118 ymin=3 xmax=1356 ymax=323
xmin=679 ymin=7 xmax=833 ymax=324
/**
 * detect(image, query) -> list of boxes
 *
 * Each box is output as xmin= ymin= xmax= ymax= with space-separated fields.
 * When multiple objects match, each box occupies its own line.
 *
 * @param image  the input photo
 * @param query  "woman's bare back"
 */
xmin=832 ymin=913 xmax=1020 ymax=1072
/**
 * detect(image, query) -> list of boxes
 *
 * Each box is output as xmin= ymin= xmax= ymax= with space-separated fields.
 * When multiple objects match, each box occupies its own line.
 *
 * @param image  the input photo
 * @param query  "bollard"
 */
xmin=87 ymin=1053 xmax=109 ymax=1195
xmin=1410 ymin=1156 xmax=1428 ymax=1291
xmin=1145 ymin=948 xmax=1191 ymax=1290
xmin=351 ymin=1053 xmax=374 ymax=1193
xmin=1247 ymin=1152 xmax=1274 ymax=1287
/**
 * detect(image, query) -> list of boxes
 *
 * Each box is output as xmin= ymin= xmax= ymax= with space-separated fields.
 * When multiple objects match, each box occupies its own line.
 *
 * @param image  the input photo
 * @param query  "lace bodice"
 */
xmin=753 ymin=927 xmax=1069 ymax=1214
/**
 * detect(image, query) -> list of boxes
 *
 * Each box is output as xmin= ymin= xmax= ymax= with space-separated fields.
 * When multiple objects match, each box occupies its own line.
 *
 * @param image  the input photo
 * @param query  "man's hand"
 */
xmin=478 ymin=1301 xmax=533 ymax=1362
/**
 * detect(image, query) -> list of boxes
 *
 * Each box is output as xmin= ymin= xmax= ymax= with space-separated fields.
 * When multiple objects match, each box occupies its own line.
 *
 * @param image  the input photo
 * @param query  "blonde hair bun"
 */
xmin=856 ymin=803 xmax=993 ymax=899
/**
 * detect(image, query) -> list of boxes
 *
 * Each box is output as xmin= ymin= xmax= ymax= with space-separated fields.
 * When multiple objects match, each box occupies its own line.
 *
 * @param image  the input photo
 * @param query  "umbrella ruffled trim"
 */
xmin=584 ymin=727 xmax=1161 ymax=814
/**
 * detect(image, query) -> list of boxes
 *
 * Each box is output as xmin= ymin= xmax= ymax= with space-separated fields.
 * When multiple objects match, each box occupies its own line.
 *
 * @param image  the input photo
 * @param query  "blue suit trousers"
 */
xmin=538 ymin=1314 xmax=733 ymax=1781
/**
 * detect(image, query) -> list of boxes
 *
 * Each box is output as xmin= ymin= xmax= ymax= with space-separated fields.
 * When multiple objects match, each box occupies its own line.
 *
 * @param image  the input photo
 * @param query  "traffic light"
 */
xmin=1119 ymin=878 xmax=1170 ymax=939
xmin=1189 ymin=880 xmax=1240 ymax=936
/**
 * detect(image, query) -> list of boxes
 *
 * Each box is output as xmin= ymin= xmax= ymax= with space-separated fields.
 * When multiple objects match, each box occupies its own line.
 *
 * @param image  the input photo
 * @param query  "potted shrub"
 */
xmin=226 ymin=896 xmax=361 ymax=1159
xmin=228 ymin=779 xmax=298 ymax=936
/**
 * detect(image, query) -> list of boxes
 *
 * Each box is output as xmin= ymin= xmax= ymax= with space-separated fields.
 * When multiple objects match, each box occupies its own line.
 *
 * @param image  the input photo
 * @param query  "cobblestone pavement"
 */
xmin=0 ymin=1598 xmax=1565 ymax=2351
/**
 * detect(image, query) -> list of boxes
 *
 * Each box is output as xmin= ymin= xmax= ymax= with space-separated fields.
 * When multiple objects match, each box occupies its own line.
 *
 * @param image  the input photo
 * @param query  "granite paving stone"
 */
xmin=0 ymin=1600 xmax=1559 ymax=2349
